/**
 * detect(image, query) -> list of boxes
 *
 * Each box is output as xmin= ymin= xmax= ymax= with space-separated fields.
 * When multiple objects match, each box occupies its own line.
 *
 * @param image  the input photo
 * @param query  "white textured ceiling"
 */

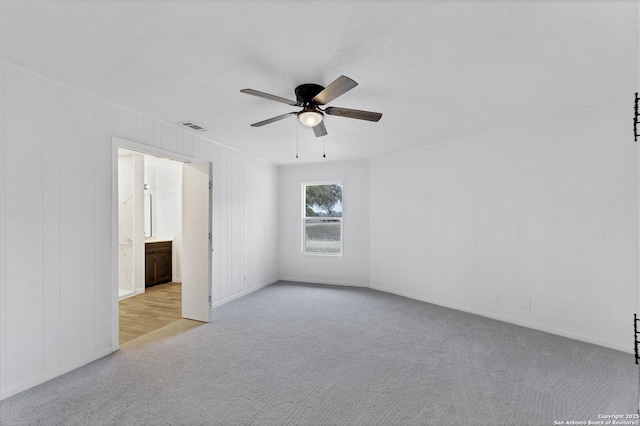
xmin=0 ymin=1 xmax=636 ymax=164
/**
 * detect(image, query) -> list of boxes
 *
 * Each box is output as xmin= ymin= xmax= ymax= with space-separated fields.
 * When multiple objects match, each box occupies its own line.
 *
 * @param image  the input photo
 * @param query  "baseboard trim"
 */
xmin=210 ymin=278 xmax=279 ymax=310
xmin=0 ymin=346 xmax=115 ymax=401
xmin=118 ymin=288 xmax=145 ymax=301
xmin=278 ymin=276 xmax=368 ymax=288
xmin=369 ymin=283 xmax=631 ymax=354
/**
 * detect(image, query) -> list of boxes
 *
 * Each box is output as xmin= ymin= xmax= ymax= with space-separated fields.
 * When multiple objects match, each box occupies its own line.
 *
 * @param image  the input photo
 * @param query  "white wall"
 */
xmin=0 ymin=61 xmax=279 ymax=400
xmin=369 ymin=103 xmax=637 ymax=352
xmin=211 ymin=145 xmax=279 ymax=307
xmin=279 ymin=161 xmax=369 ymax=286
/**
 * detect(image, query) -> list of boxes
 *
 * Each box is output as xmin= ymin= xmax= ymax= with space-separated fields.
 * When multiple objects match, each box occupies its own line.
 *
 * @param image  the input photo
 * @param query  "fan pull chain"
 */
xmin=323 ymin=136 xmax=326 ymax=158
xmin=295 ymin=121 xmax=299 ymax=159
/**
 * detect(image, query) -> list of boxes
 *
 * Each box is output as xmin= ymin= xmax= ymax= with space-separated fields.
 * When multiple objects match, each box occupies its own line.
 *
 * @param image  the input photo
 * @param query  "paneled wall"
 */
xmin=369 ymin=103 xmax=637 ymax=352
xmin=278 ymin=161 xmax=369 ymax=286
xmin=208 ymin=139 xmax=279 ymax=307
xmin=0 ymin=62 xmax=279 ymax=399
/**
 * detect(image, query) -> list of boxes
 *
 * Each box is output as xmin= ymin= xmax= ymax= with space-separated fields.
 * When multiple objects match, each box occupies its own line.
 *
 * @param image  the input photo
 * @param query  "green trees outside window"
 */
xmin=303 ymin=183 xmax=342 ymax=254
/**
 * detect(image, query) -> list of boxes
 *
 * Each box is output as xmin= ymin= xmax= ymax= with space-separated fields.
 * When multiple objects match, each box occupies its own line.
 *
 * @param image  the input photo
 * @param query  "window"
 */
xmin=302 ymin=182 xmax=343 ymax=255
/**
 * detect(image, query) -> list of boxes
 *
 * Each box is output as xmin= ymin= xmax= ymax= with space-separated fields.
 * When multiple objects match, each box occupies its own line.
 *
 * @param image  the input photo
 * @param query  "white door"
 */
xmin=182 ymin=162 xmax=212 ymax=322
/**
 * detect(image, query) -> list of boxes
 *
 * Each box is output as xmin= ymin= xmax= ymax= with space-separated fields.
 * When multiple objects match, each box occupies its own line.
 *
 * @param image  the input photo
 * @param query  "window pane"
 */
xmin=305 ymin=184 xmax=342 ymax=218
xmin=304 ymin=183 xmax=342 ymax=254
xmin=305 ymin=218 xmax=341 ymax=253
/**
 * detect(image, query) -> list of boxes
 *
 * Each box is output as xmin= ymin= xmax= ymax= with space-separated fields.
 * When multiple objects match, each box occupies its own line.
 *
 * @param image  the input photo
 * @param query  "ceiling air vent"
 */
xmin=178 ymin=121 xmax=207 ymax=132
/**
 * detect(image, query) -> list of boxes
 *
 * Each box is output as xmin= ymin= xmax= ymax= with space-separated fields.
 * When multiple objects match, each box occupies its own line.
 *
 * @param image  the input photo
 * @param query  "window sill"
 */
xmin=301 ymin=252 xmax=343 ymax=257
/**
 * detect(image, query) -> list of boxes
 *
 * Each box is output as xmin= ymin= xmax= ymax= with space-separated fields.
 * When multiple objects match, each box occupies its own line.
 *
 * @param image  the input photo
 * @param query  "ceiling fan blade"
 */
xmin=313 ymin=121 xmax=328 ymax=137
xmin=240 ymin=89 xmax=299 ymax=106
xmin=250 ymin=112 xmax=296 ymax=127
xmin=312 ymin=75 xmax=358 ymax=105
xmin=325 ymin=106 xmax=382 ymax=122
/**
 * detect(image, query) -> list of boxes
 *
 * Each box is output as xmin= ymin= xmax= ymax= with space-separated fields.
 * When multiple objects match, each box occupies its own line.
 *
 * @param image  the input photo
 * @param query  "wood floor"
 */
xmin=119 ymin=282 xmax=186 ymax=344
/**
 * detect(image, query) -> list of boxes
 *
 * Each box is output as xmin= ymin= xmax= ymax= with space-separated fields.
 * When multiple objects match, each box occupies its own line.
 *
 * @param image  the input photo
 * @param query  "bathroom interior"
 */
xmin=117 ymin=148 xmax=183 ymax=300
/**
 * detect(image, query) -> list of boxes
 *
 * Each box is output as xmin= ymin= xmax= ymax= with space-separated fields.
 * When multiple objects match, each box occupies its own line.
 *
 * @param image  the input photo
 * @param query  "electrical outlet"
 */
xmin=495 ymin=294 xmax=502 ymax=304
xmin=520 ymin=297 xmax=531 ymax=310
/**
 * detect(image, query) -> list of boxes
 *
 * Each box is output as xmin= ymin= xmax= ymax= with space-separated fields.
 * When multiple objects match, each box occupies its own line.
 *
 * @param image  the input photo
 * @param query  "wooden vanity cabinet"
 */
xmin=145 ymin=241 xmax=172 ymax=287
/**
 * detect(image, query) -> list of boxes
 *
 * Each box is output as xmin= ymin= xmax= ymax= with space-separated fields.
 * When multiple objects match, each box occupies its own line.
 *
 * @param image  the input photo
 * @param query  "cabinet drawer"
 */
xmin=155 ymin=251 xmax=172 ymax=262
xmin=145 ymin=241 xmax=172 ymax=252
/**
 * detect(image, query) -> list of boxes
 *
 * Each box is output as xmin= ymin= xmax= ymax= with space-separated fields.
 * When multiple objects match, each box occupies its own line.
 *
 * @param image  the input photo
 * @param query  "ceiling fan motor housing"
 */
xmin=295 ymin=83 xmax=325 ymax=106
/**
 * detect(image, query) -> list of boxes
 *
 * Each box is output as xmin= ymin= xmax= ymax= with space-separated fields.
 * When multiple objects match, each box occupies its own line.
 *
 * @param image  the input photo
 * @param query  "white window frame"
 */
xmin=301 ymin=180 xmax=343 ymax=256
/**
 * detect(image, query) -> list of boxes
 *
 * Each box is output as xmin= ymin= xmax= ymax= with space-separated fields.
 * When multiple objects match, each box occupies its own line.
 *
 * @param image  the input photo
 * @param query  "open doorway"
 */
xmin=112 ymin=137 xmax=212 ymax=348
xmin=117 ymin=149 xmax=183 ymax=300
xmin=117 ymin=148 xmax=185 ymax=344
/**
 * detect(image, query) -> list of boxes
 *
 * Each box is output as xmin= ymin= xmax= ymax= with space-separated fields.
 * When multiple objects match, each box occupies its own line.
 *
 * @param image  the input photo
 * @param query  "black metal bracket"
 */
xmin=634 ymin=93 xmax=639 ymax=142
xmin=635 ymin=314 xmax=639 ymax=364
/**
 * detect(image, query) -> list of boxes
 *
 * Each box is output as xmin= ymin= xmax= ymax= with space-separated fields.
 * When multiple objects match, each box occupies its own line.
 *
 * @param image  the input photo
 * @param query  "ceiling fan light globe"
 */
xmin=298 ymin=111 xmax=323 ymax=127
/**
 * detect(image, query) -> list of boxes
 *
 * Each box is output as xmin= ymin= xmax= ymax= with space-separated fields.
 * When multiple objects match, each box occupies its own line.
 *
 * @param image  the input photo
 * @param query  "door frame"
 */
xmin=111 ymin=136 xmax=197 ymax=350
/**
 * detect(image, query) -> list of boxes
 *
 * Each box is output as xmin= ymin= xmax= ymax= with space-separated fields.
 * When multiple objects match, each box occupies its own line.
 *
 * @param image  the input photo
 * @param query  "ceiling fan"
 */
xmin=240 ymin=75 xmax=382 ymax=137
